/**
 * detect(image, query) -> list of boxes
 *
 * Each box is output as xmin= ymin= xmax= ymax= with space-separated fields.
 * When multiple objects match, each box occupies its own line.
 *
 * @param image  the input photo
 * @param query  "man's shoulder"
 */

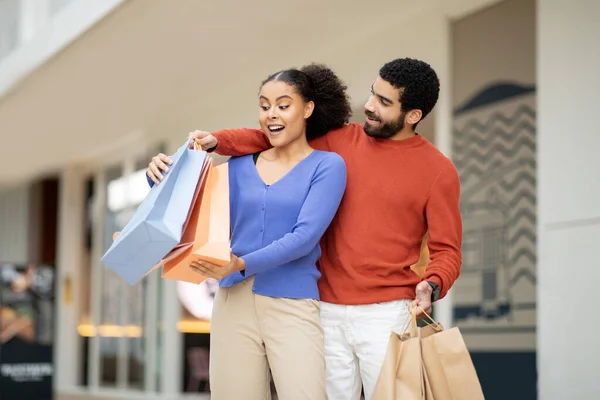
xmin=327 ymin=122 xmax=364 ymax=137
xmin=418 ymin=138 xmax=457 ymax=170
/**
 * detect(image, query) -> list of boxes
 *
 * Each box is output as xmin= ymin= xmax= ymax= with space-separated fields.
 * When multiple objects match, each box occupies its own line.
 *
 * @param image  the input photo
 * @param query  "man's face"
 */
xmin=363 ymin=77 xmax=406 ymax=139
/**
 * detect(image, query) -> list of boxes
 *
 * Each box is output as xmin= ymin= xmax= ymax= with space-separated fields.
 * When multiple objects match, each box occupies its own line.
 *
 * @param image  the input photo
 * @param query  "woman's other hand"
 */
xmin=147 ymin=153 xmax=173 ymax=185
xmin=189 ymin=254 xmax=245 ymax=280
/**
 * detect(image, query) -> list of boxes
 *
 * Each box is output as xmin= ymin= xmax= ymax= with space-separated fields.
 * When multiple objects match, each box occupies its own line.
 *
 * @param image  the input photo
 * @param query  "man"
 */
xmin=149 ymin=58 xmax=462 ymax=400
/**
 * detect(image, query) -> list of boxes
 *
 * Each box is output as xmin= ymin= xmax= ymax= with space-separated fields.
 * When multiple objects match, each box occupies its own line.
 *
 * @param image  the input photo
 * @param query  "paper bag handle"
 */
xmin=409 ymin=307 xmax=419 ymax=337
xmin=397 ymin=308 xmax=419 ymax=337
xmin=411 ymin=306 xmax=444 ymax=332
xmin=189 ymin=138 xmax=201 ymax=151
xmin=401 ymin=306 xmax=444 ymax=337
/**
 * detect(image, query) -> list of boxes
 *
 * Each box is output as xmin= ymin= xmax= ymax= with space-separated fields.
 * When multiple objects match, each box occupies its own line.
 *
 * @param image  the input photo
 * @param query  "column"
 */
xmin=537 ymin=1 xmax=600 ymax=399
xmin=432 ymin=13 xmax=454 ymax=329
xmin=18 ymin=0 xmax=49 ymax=44
xmin=160 ymin=279 xmax=183 ymax=395
xmin=54 ymin=167 xmax=85 ymax=392
xmin=159 ymin=140 xmax=184 ymax=395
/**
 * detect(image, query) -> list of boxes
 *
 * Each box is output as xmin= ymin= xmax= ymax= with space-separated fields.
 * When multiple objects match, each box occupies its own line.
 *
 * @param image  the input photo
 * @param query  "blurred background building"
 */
xmin=0 ymin=0 xmax=598 ymax=399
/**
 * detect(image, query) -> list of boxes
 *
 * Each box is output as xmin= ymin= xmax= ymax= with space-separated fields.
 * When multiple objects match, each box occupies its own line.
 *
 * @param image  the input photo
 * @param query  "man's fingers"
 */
xmin=410 ymin=297 xmax=432 ymax=320
xmin=197 ymin=136 xmax=213 ymax=145
xmin=197 ymin=136 xmax=216 ymax=150
xmin=186 ymin=130 xmax=216 ymax=150
xmin=189 ymin=130 xmax=211 ymax=140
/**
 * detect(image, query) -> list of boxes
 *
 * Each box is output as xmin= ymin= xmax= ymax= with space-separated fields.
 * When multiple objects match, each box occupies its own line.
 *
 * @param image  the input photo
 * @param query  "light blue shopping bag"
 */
xmin=101 ymin=139 xmax=208 ymax=285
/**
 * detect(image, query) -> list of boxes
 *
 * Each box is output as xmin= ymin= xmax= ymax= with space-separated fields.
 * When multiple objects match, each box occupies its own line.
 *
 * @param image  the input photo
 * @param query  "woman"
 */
xmin=147 ymin=64 xmax=351 ymax=399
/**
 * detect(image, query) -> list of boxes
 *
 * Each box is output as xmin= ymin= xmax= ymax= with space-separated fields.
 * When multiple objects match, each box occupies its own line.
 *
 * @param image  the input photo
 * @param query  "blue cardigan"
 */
xmin=148 ymin=150 xmax=346 ymax=300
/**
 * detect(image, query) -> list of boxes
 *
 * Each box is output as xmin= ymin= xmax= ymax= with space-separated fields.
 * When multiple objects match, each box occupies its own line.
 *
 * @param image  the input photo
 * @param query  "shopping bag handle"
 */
xmin=397 ymin=307 xmax=420 ymax=337
xmin=405 ymin=306 xmax=444 ymax=337
xmin=189 ymin=139 xmax=201 ymax=150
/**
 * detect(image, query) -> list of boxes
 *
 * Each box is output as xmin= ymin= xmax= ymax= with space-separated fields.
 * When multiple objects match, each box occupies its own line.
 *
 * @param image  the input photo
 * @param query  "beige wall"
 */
xmin=453 ymin=0 xmax=536 ymax=106
xmin=0 ymin=0 xmax=453 ymax=186
xmin=166 ymin=10 xmax=450 ymax=153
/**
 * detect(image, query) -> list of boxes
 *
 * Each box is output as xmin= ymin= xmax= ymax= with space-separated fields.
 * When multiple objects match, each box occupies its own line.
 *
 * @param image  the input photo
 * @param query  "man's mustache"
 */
xmin=365 ymin=110 xmax=381 ymax=122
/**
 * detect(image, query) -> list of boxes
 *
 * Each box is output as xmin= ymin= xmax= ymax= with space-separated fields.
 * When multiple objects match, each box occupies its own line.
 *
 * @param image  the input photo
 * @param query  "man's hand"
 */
xmin=410 ymin=281 xmax=433 ymax=319
xmin=188 ymin=130 xmax=218 ymax=151
xmin=189 ymin=253 xmax=245 ymax=280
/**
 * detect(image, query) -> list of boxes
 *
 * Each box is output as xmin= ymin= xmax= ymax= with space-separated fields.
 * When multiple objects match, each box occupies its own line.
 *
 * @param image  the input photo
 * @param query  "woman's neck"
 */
xmin=268 ymin=135 xmax=313 ymax=162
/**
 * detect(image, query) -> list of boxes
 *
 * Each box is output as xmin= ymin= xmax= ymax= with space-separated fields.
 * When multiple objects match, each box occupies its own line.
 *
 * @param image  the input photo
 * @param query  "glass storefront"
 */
xmin=68 ymin=143 xmax=220 ymax=397
xmin=77 ymin=150 xmax=164 ymax=393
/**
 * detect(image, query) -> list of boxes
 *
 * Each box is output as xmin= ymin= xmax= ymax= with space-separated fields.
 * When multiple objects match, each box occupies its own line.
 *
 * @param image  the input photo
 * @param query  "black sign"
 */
xmin=0 ymin=263 xmax=55 ymax=400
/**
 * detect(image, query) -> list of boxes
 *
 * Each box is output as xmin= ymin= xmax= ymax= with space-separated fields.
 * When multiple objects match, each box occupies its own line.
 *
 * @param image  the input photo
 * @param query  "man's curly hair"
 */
xmin=379 ymin=58 xmax=440 ymax=128
xmin=262 ymin=63 xmax=351 ymax=140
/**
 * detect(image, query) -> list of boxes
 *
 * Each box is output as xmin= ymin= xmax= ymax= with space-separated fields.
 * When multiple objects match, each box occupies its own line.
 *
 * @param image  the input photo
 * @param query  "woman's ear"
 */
xmin=304 ymin=101 xmax=315 ymax=119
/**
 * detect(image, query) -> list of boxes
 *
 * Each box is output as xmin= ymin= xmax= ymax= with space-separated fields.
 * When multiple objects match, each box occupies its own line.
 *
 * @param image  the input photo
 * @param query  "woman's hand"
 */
xmin=189 ymin=254 xmax=245 ymax=280
xmin=147 ymin=153 xmax=173 ymax=185
xmin=147 ymin=130 xmax=215 ymax=185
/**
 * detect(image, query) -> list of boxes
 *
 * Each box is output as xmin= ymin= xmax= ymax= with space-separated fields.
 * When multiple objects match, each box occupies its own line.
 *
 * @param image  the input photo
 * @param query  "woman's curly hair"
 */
xmin=261 ymin=63 xmax=352 ymax=140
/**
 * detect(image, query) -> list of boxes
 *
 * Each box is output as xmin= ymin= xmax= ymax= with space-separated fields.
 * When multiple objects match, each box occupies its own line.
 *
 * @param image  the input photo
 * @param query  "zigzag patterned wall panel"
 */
xmin=452 ymin=83 xmax=536 ymax=351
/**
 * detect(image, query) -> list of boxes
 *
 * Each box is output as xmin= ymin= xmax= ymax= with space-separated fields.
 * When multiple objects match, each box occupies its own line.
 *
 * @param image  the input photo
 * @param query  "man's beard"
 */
xmin=363 ymin=110 xmax=406 ymax=139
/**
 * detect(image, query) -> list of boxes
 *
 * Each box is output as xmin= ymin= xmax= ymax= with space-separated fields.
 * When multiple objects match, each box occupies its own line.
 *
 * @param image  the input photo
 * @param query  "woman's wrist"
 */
xmin=235 ymin=256 xmax=246 ymax=272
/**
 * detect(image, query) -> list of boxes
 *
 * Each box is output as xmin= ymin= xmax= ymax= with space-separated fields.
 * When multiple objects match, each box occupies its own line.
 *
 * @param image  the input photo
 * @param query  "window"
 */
xmin=462 ymin=234 xmax=480 ymax=271
xmin=78 ymin=150 xmax=164 ymax=392
xmin=75 ymin=142 xmax=224 ymax=394
xmin=49 ymin=0 xmax=75 ymax=16
xmin=0 ymin=0 xmax=20 ymax=61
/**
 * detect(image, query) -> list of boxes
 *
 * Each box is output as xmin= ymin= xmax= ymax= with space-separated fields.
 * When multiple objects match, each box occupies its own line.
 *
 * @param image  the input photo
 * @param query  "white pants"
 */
xmin=321 ymin=299 xmax=412 ymax=400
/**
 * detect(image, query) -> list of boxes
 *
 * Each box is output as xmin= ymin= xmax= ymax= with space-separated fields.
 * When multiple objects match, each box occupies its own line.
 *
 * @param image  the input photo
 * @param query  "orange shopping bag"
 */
xmin=190 ymin=161 xmax=231 ymax=266
xmin=152 ymin=156 xmax=211 ymax=282
xmin=161 ymin=160 xmax=231 ymax=283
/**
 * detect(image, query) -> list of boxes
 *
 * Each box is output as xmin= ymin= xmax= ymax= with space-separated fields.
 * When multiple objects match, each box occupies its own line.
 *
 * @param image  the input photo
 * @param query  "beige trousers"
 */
xmin=209 ymin=277 xmax=326 ymax=400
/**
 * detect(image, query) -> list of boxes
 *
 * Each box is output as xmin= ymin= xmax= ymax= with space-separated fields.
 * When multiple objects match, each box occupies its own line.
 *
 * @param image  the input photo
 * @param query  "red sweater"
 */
xmin=213 ymin=123 xmax=462 ymax=305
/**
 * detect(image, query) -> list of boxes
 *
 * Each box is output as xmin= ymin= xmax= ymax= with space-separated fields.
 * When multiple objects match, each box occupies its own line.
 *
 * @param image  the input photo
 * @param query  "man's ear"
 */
xmin=406 ymin=109 xmax=423 ymax=126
